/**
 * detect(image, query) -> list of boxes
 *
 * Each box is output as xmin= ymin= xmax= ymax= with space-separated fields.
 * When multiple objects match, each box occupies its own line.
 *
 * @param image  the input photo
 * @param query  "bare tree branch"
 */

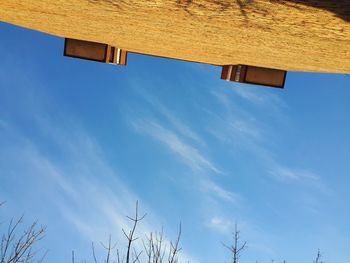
xmin=313 ymin=249 xmax=324 ymax=263
xmin=169 ymin=224 xmax=182 ymax=263
xmin=1 ymin=203 xmax=46 ymax=263
xmin=87 ymin=201 xmax=184 ymax=263
xmin=223 ymin=223 xmax=247 ymax=263
xmin=123 ymin=201 xmax=146 ymax=263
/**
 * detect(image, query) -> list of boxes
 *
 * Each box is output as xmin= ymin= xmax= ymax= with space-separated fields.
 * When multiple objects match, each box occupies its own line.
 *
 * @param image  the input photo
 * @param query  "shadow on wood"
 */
xmin=280 ymin=0 xmax=350 ymax=22
xmin=176 ymin=0 xmax=350 ymax=22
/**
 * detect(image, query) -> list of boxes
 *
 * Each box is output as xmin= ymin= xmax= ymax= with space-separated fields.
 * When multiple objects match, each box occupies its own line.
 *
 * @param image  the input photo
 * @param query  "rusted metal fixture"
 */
xmin=221 ymin=65 xmax=287 ymax=88
xmin=64 ymin=38 xmax=127 ymax=65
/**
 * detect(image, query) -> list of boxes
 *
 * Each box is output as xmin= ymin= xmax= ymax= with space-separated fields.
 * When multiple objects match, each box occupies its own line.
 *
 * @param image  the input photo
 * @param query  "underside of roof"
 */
xmin=0 ymin=0 xmax=349 ymax=73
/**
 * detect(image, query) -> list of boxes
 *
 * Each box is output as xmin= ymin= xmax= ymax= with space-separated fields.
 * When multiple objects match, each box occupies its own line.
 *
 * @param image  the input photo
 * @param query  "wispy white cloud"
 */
xmin=210 ymin=88 xmax=332 ymax=195
xmin=209 ymin=90 xmax=265 ymax=145
xmin=200 ymin=179 xmax=239 ymax=204
xmin=230 ymin=85 xmax=286 ymax=109
xmin=207 ymin=217 xmax=235 ymax=234
xmin=268 ymin=165 xmax=333 ymax=195
xmin=269 ymin=166 xmax=306 ymax=181
xmin=132 ymin=88 xmax=205 ymax=146
xmin=0 ymin=117 xmax=196 ymax=263
xmin=131 ymin=118 xmax=222 ymax=175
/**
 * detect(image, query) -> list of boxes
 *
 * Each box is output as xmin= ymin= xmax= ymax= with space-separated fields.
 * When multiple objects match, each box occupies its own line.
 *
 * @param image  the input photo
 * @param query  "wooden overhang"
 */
xmin=1 ymin=1 xmax=349 ymax=73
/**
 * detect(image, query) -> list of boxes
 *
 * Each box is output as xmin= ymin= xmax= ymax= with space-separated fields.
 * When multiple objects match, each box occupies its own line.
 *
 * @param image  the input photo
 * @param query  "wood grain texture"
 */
xmin=0 ymin=0 xmax=349 ymax=73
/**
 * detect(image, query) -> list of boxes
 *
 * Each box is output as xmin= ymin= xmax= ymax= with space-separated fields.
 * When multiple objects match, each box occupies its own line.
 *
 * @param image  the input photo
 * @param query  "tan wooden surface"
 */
xmin=0 ymin=0 xmax=349 ymax=73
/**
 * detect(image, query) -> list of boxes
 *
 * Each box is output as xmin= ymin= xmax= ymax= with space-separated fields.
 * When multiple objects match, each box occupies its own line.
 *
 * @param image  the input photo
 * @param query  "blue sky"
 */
xmin=0 ymin=22 xmax=350 ymax=263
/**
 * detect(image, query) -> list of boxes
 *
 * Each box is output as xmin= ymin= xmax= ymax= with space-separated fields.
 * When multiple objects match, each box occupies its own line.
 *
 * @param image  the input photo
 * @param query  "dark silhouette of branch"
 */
xmin=0 ymin=203 xmax=46 ymax=263
xmin=223 ymin=223 xmax=247 ymax=263
xmin=87 ymin=201 xmax=184 ymax=263
xmin=313 ymin=249 xmax=324 ymax=263
xmin=169 ymin=224 xmax=182 ymax=263
xmin=91 ymin=242 xmax=98 ymax=263
xmin=123 ymin=201 xmax=147 ymax=263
